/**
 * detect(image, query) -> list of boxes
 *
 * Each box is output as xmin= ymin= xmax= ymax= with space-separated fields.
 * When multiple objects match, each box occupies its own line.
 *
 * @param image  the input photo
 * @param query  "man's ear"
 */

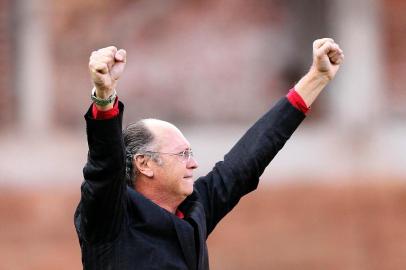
xmin=134 ymin=155 xmax=154 ymax=178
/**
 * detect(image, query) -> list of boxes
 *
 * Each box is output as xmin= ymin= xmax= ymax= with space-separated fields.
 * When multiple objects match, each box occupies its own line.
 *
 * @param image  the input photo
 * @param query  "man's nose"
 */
xmin=187 ymin=156 xmax=199 ymax=169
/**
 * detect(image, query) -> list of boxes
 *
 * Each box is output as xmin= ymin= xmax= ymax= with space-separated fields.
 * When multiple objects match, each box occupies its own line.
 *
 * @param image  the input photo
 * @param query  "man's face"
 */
xmin=147 ymin=121 xmax=199 ymax=200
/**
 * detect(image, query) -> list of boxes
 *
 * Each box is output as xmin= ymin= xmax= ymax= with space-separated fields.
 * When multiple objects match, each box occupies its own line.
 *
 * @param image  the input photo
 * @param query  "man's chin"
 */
xmin=181 ymin=178 xmax=194 ymax=195
xmin=183 ymin=177 xmax=194 ymax=184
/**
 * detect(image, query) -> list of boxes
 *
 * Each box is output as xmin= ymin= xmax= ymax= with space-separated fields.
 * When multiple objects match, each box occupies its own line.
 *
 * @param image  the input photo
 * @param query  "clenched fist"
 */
xmin=89 ymin=46 xmax=127 ymax=100
xmin=311 ymin=38 xmax=344 ymax=81
xmin=294 ymin=38 xmax=344 ymax=107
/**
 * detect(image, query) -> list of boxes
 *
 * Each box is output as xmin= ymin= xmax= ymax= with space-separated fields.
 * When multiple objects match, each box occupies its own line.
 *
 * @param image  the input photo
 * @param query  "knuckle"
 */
xmin=95 ymin=56 xmax=110 ymax=65
xmin=89 ymin=52 xmax=97 ymax=61
xmin=107 ymin=45 xmax=117 ymax=52
xmin=97 ymin=48 xmax=108 ymax=56
xmin=92 ymin=62 xmax=107 ymax=71
xmin=102 ymin=46 xmax=117 ymax=54
xmin=89 ymin=60 xmax=98 ymax=69
xmin=99 ymin=62 xmax=107 ymax=69
xmin=100 ymin=51 xmax=114 ymax=59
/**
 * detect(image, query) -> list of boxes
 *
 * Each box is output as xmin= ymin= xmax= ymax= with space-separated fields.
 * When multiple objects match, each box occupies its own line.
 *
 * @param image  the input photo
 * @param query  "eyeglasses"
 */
xmin=145 ymin=149 xmax=194 ymax=163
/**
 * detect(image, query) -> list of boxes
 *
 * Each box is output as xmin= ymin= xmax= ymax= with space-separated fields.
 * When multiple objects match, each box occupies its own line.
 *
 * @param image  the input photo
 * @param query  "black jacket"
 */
xmin=74 ymin=97 xmax=305 ymax=270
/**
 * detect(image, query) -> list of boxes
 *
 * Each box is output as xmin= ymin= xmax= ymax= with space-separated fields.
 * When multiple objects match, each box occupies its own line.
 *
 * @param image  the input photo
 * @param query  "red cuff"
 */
xmin=286 ymin=88 xmax=309 ymax=114
xmin=91 ymin=97 xmax=120 ymax=119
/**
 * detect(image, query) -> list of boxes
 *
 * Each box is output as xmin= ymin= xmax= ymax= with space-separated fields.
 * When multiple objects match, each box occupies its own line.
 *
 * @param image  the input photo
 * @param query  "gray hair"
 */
xmin=123 ymin=120 xmax=160 ymax=186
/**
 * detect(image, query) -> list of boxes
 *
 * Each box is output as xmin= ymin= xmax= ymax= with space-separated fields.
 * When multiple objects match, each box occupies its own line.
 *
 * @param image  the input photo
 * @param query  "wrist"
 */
xmin=294 ymin=69 xmax=330 ymax=107
xmin=91 ymin=87 xmax=117 ymax=108
xmin=307 ymin=67 xmax=331 ymax=85
xmin=94 ymin=86 xmax=114 ymax=99
xmin=93 ymin=96 xmax=118 ymax=115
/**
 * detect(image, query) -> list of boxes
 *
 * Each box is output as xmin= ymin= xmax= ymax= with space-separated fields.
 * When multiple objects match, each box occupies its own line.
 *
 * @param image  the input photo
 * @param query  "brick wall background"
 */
xmin=1 ymin=181 xmax=406 ymax=270
xmin=384 ymin=0 xmax=406 ymax=115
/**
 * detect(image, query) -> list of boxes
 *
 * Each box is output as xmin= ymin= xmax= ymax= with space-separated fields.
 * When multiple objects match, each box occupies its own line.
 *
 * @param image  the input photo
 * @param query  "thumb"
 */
xmin=115 ymin=49 xmax=127 ymax=62
xmin=111 ymin=61 xmax=126 ymax=81
xmin=111 ymin=49 xmax=127 ymax=80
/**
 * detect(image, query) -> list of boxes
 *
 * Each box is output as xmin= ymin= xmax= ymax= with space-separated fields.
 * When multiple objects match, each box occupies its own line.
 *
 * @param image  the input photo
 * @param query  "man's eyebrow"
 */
xmin=175 ymin=146 xmax=191 ymax=153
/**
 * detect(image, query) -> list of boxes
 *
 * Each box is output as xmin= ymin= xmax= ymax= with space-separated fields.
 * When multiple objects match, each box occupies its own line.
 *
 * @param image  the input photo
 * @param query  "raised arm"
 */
xmin=76 ymin=46 xmax=128 ymax=243
xmin=194 ymin=38 xmax=344 ymax=234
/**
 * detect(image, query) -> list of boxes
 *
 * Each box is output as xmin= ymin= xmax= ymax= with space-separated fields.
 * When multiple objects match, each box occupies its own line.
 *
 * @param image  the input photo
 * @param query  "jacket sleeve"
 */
xmin=194 ymin=97 xmax=306 ymax=235
xmin=78 ymin=101 xmax=127 ymax=243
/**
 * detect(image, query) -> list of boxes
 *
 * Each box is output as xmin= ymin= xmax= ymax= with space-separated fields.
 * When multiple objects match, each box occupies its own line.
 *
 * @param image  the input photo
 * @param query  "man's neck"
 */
xmin=134 ymin=182 xmax=185 ymax=214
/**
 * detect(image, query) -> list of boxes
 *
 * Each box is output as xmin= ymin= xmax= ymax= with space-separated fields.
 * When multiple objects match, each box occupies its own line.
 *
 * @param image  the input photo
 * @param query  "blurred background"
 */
xmin=0 ymin=0 xmax=405 ymax=269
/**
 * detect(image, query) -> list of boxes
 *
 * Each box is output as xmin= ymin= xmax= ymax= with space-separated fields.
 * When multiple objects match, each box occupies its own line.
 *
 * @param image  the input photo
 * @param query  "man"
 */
xmin=75 ymin=38 xmax=344 ymax=269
